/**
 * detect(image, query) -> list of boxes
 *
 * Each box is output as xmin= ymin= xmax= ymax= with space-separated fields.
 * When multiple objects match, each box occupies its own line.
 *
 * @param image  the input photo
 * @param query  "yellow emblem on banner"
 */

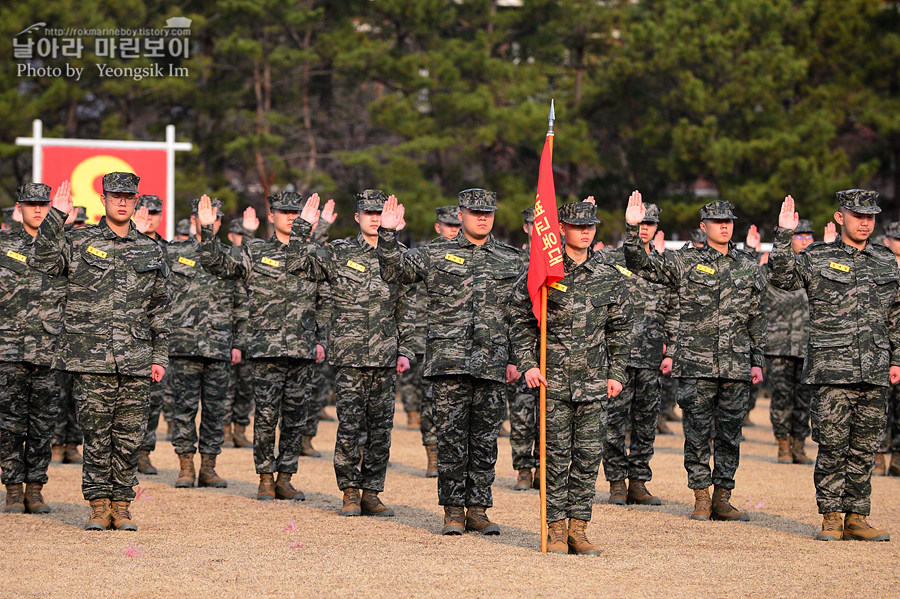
xmin=615 ymin=264 xmax=632 ymax=278
xmin=86 ymin=246 xmax=107 ymax=259
xmin=696 ymin=264 xmax=716 ymax=275
xmin=829 ymin=262 xmax=850 ymax=273
xmin=261 ymin=257 xmax=281 ymax=268
xmin=178 ymin=256 xmax=196 ymax=267
xmin=445 ymin=253 xmax=465 ymax=265
xmin=347 ymin=260 xmax=366 ymax=272
xmin=549 ymin=282 xmax=568 ymax=292
xmin=6 ymin=250 xmax=27 ymax=263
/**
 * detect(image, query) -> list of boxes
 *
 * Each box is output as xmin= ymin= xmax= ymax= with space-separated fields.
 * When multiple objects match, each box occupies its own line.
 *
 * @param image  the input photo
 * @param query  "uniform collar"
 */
xmin=98 ymin=216 xmax=138 ymax=241
xmin=700 ymin=240 xmax=738 ymax=260
xmin=356 ymin=233 xmax=376 ymax=252
xmin=833 ymin=236 xmax=871 ymax=256
xmin=564 ymin=247 xmax=595 ymax=273
xmin=455 ymin=230 xmax=496 ymax=250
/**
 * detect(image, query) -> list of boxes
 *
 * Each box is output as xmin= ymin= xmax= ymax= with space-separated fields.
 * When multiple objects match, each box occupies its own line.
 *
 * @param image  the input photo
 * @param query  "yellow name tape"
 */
xmin=6 ymin=250 xmax=26 ymax=263
xmin=445 ymin=253 xmax=465 ymax=265
xmin=86 ymin=246 xmax=107 ymax=259
xmin=178 ymin=256 xmax=196 ymax=267
xmin=261 ymin=257 xmax=281 ymax=268
xmin=696 ymin=264 xmax=715 ymax=275
xmin=549 ymin=281 xmax=567 ymax=292
xmin=347 ymin=260 xmax=366 ymax=272
xmin=829 ymin=262 xmax=850 ymax=273
xmin=615 ymin=264 xmax=632 ymax=278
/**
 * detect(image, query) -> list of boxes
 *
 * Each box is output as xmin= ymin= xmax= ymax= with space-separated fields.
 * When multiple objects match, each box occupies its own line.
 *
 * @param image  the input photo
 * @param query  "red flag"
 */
xmin=527 ymin=133 xmax=564 ymax=324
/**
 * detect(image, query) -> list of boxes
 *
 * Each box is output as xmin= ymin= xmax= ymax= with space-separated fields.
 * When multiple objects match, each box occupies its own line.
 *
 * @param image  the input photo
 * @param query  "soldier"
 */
xmin=165 ymin=196 xmax=241 ymax=489
xmin=174 ymin=218 xmax=191 ymax=241
xmin=876 ymin=222 xmax=900 ymax=476
xmin=2 ymin=206 xmax=22 ymax=231
xmin=288 ymin=191 xmax=413 ymax=517
xmin=199 ymin=192 xmax=322 ymax=501
xmin=770 ymin=192 xmax=897 ymax=541
xmin=376 ymin=190 xmax=522 ymax=536
xmin=624 ymin=192 xmax=765 ymax=522
xmin=72 ymin=206 xmax=88 ymax=227
xmin=0 ymin=183 xmax=67 ymax=514
xmin=31 ymin=172 xmax=170 ymax=531
xmin=753 ymin=219 xmax=815 ymax=465
xmin=601 ymin=202 xmax=670 ymax=506
xmin=510 ymin=200 xmax=632 ymax=554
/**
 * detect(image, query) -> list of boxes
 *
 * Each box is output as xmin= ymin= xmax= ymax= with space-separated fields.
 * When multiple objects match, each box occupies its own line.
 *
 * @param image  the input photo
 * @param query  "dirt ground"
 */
xmin=1 ymin=397 xmax=898 ymax=599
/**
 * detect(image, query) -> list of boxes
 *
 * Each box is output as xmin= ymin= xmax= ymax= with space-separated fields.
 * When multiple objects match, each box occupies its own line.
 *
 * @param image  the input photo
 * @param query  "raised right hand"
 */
xmin=52 ymin=180 xmax=73 ymax=215
xmin=380 ymin=195 xmax=405 ymax=230
xmin=300 ymin=193 xmax=321 ymax=226
xmin=778 ymin=195 xmax=799 ymax=230
xmin=196 ymin=194 xmax=218 ymax=227
xmin=823 ymin=222 xmax=837 ymax=243
xmin=242 ymin=206 xmax=259 ymax=232
xmin=624 ymin=190 xmax=645 ymax=226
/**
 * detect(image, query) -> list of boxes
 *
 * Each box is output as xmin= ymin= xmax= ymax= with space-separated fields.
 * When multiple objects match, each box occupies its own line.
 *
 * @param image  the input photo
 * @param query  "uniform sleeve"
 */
xmin=396 ymin=283 xmax=417 ymax=361
xmin=605 ymin=284 xmax=634 ymax=385
xmin=316 ymin=280 xmax=331 ymax=349
xmin=29 ymin=207 xmax=71 ymax=277
xmin=663 ymin=288 xmax=679 ymax=362
xmin=287 ymin=218 xmax=330 ymax=281
xmin=148 ymin=246 xmax=171 ymax=369
xmin=508 ymin=271 xmax=539 ymax=373
xmin=376 ymin=227 xmax=427 ymax=285
xmin=768 ymin=227 xmax=810 ymax=291
xmin=748 ymin=268 xmax=767 ymax=369
xmin=312 ymin=219 xmax=331 ymax=244
xmin=199 ymin=225 xmax=247 ymax=281
xmin=232 ymin=280 xmax=248 ymax=353
xmin=623 ymin=224 xmax=681 ymax=289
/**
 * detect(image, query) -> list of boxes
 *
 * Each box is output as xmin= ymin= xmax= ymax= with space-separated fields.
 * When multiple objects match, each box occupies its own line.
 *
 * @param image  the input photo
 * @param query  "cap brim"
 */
xmin=846 ymin=206 xmax=881 ymax=214
xmin=458 ymin=204 xmax=498 ymax=212
xmin=560 ymin=218 xmax=601 ymax=226
xmin=437 ymin=217 xmax=461 ymax=225
xmin=640 ymin=218 xmax=660 ymax=224
xmin=103 ymin=187 xmax=138 ymax=194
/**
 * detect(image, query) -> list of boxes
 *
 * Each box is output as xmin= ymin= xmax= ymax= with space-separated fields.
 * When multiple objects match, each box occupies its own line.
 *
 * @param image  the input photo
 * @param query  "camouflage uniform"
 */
xmin=879 ymin=222 xmax=900 ymax=463
xmin=376 ymin=188 xmax=521 ymax=509
xmin=199 ymin=191 xmax=320 ymax=475
xmin=600 ymin=203 xmax=670 ymax=484
xmin=0 ymin=184 xmax=66 ymax=488
xmin=224 ymin=218 xmax=253 ymax=432
xmin=768 ymin=190 xmax=899 ymax=516
xmin=52 ymin=372 xmax=82 ymax=447
xmin=624 ymin=200 xmax=765 ymax=492
xmin=30 ymin=172 xmax=170 ymax=502
xmin=288 ymin=190 xmax=414 ymax=493
xmin=510 ymin=202 xmax=633 ymax=522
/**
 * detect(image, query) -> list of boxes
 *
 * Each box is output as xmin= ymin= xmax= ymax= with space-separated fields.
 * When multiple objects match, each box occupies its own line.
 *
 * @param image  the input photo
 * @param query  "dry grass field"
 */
xmin=1 ymin=397 xmax=898 ymax=599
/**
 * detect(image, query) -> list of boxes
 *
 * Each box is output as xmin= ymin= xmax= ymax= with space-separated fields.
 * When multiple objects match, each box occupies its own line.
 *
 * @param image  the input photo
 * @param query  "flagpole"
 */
xmin=539 ymin=100 xmax=554 ymax=554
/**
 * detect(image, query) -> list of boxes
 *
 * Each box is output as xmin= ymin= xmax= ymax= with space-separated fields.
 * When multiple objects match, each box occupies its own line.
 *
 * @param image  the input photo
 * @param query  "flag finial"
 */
xmin=548 ymin=99 xmax=555 ymax=136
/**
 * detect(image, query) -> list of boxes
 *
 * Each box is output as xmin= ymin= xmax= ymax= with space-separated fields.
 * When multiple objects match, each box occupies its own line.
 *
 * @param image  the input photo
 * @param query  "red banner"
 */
xmin=526 ymin=134 xmax=564 ymax=324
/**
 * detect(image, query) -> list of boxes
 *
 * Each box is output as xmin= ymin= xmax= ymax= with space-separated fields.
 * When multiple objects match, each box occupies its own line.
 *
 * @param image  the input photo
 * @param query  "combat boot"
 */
xmin=791 ymin=437 xmax=814 ymax=465
xmin=514 ymin=469 xmax=533 ymax=491
xmin=608 ymin=480 xmax=627 ymax=505
xmin=300 ymin=435 xmax=322 ymax=458
xmin=547 ymin=519 xmax=568 ymax=554
xmin=889 ymin=454 xmax=900 ymax=477
xmin=274 ymin=472 xmax=305 ymax=501
xmin=4 ymin=483 xmax=24 ymax=513
xmin=441 ymin=506 xmax=465 ymax=535
xmin=815 ymin=512 xmax=843 ymax=541
xmin=232 ymin=424 xmax=252 ymax=448
xmin=111 ymin=500 xmax=138 ymax=531
xmin=843 ymin=513 xmax=890 ymax=542
xmin=656 ymin=414 xmax=672 ymax=435
xmin=51 ymin=445 xmax=65 ymax=463
xmin=175 ymin=453 xmax=196 ymax=488
xmin=690 ymin=487 xmax=712 ymax=521
xmin=425 ymin=445 xmax=438 ymax=478
xmin=465 ymin=506 xmax=500 ymax=535
xmin=24 ymin=482 xmax=50 ymax=514
xmin=340 ymin=487 xmax=361 ymax=516
xmin=665 ymin=405 xmax=681 ymax=422
xmin=361 ymin=489 xmax=394 ymax=517
xmin=256 ymin=473 xmax=276 ymax=501
xmin=406 ymin=410 xmax=420 ymax=429
xmin=222 ymin=423 xmax=233 ymax=448
xmin=874 ymin=453 xmax=887 ymax=476
xmin=64 ymin=443 xmax=83 ymax=464
xmin=198 ymin=454 xmax=227 ymax=488
xmin=84 ymin=498 xmax=112 ymax=531
xmin=567 ymin=519 xmax=601 ymax=555
xmin=776 ymin=438 xmax=792 ymax=464
xmin=137 ymin=450 xmax=158 ymax=475
xmin=711 ymin=486 xmax=749 ymax=521
xmin=627 ymin=480 xmax=661 ymax=505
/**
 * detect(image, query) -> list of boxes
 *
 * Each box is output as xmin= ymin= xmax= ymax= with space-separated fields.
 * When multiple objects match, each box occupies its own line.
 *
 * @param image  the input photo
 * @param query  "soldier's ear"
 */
xmin=834 ymin=211 xmax=843 ymax=226
xmin=267 ymin=211 xmax=275 ymax=224
xmin=699 ymin=221 xmax=707 ymax=234
xmin=434 ymin=223 xmax=441 ymax=235
xmin=354 ymin=212 xmax=360 ymax=224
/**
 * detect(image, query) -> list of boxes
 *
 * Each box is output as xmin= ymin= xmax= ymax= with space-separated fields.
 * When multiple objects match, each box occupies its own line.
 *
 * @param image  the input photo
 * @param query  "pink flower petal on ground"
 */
xmin=122 ymin=545 xmax=143 ymax=558
xmin=290 ymin=540 xmax=305 ymax=549
xmin=283 ymin=519 xmax=297 ymax=531
xmin=755 ymin=501 xmax=767 ymax=509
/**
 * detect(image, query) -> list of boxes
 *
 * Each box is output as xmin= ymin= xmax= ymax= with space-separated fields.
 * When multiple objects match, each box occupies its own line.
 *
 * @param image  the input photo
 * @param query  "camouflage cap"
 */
xmin=267 ymin=191 xmax=304 ymax=212
xmin=558 ymin=201 xmax=601 ymax=226
xmin=1 ymin=206 xmax=14 ymax=223
xmin=101 ymin=172 xmax=139 ymax=194
xmin=794 ymin=219 xmax=814 ymax=235
xmin=356 ymin=189 xmax=388 ymax=212
xmin=884 ymin=221 xmax=900 ymax=240
xmin=458 ymin=188 xmax=499 ymax=212
xmin=73 ymin=206 xmax=87 ymax=223
xmin=435 ymin=205 xmax=461 ymax=225
xmin=136 ymin=194 xmax=163 ymax=212
xmin=699 ymin=200 xmax=737 ymax=220
xmin=690 ymin=227 xmax=706 ymax=243
xmin=175 ymin=218 xmax=191 ymax=236
xmin=521 ymin=207 xmax=535 ymax=223
xmin=228 ymin=218 xmax=244 ymax=235
xmin=190 ymin=196 xmax=224 ymax=217
xmin=642 ymin=203 xmax=661 ymax=224
xmin=16 ymin=182 xmax=51 ymax=203
xmin=837 ymin=189 xmax=881 ymax=214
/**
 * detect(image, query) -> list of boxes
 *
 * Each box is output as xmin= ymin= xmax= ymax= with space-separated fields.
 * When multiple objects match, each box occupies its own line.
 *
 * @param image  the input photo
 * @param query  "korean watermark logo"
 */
xmin=13 ymin=17 xmax=192 ymax=81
